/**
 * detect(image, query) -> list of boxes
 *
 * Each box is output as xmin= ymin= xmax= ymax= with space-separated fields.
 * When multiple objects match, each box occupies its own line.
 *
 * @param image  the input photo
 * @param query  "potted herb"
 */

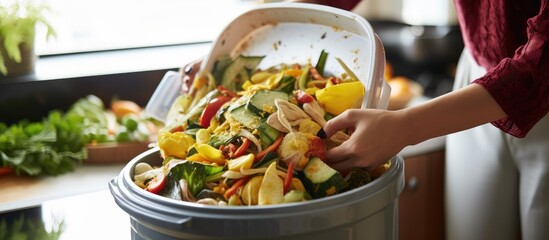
xmin=0 ymin=0 xmax=55 ymax=77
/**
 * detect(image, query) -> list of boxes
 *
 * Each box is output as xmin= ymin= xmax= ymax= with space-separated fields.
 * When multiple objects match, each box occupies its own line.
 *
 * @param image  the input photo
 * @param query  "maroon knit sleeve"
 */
xmin=312 ymin=0 xmax=361 ymax=11
xmin=472 ymin=1 xmax=549 ymax=137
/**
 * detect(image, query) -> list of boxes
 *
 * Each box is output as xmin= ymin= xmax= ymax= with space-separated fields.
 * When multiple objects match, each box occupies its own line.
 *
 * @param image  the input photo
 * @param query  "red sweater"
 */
xmin=316 ymin=0 xmax=548 ymax=137
xmin=456 ymin=0 xmax=549 ymax=137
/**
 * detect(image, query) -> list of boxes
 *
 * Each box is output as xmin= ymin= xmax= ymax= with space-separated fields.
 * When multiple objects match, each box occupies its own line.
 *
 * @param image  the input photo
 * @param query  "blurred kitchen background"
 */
xmin=1 ymin=0 xmax=463 ymax=124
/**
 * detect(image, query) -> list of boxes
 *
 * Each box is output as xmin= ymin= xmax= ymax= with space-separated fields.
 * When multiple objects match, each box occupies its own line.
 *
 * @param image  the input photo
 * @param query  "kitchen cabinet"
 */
xmin=399 ymin=150 xmax=445 ymax=240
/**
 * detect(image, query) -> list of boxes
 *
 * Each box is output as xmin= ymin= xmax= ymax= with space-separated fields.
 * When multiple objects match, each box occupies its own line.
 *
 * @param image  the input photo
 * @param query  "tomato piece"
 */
xmin=283 ymin=161 xmax=294 ymax=194
xmin=307 ymin=136 xmax=326 ymax=160
xmin=217 ymin=85 xmax=238 ymax=98
xmin=224 ymin=176 xmax=250 ymax=200
xmin=232 ymin=138 xmax=251 ymax=158
xmin=295 ymin=90 xmax=314 ymax=104
xmin=255 ymin=134 xmax=285 ymax=161
xmin=199 ymin=96 xmax=232 ymax=128
xmin=145 ymin=172 xmax=167 ymax=194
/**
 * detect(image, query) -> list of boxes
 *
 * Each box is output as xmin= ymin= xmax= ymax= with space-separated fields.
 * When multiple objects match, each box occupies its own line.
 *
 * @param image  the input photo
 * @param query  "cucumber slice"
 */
xmin=230 ymin=105 xmax=260 ymax=129
xmin=212 ymin=55 xmax=232 ymax=82
xmin=304 ymin=157 xmax=338 ymax=183
xmin=253 ymin=152 xmax=278 ymax=168
xmin=258 ymin=121 xmax=280 ymax=149
xmin=301 ymin=157 xmax=349 ymax=198
xmin=222 ymin=55 xmax=264 ymax=91
xmin=246 ymin=90 xmax=289 ymax=116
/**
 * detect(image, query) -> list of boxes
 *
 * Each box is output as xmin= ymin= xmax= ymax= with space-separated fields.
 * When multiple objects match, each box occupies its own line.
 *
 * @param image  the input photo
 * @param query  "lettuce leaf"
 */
xmin=0 ymin=110 xmax=87 ymax=176
xmin=165 ymin=161 xmax=224 ymax=198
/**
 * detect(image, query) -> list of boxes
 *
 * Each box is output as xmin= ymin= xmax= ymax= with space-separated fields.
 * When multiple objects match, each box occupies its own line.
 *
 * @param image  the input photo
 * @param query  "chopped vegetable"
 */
xmin=256 ymin=134 xmax=284 ymax=161
xmin=158 ymin=131 xmax=195 ymax=159
xmin=283 ymin=160 xmax=294 ymax=194
xmin=232 ymin=137 xmax=251 ymax=158
xmin=146 ymin=171 xmax=167 ymax=194
xmin=241 ymin=175 xmax=263 ymax=205
xmin=224 ymin=176 xmax=250 ymax=200
xmin=199 ymin=95 xmax=233 ymax=128
xmin=167 ymin=161 xmax=224 ymax=197
xmin=258 ymin=162 xmax=284 ymax=205
xmin=301 ymin=157 xmax=349 ymax=198
xmin=295 ymin=90 xmax=314 ymax=104
xmin=221 ymin=55 xmax=265 ymax=91
xmin=315 ymin=81 xmax=364 ymax=115
xmin=227 ymin=153 xmax=254 ymax=171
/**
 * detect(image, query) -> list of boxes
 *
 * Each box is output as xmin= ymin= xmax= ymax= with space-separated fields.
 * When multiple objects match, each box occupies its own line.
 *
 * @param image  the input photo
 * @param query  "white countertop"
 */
xmin=0 ymin=163 xmax=125 ymax=213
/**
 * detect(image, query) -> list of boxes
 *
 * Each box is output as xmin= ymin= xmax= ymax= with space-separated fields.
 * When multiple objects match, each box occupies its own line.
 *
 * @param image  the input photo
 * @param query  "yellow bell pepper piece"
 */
xmin=315 ymin=81 xmax=364 ymax=115
xmin=242 ymin=80 xmax=253 ymax=90
xmin=304 ymin=87 xmax=320 ymax=96
xmin=158 ymin=131 xmax=196 ymax=159
xmin=195 ymin=143 xmax=226 ymax=165
xmin=187 ymin=153 xmax=210 ymax=163
xmin=195 ymin=129 xmax=211 ymax=144
xmin=227 ymin=153 xmax=255 ymax=171
xmin=251 ymin=72 xmax=273 ymax=84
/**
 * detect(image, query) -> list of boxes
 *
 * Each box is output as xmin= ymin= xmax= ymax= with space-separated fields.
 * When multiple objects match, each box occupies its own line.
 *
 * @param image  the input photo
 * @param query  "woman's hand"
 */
xmin=322 ymin=109 xmax=410 ymax=172
xmin=179 ymin=59 xmax=203 ymax=93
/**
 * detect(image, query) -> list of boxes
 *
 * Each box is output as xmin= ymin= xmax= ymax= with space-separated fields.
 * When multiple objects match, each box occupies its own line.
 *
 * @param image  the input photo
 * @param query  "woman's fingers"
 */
xmin=323 ymin=110 xmax=358 ymax=138
xmin=324 ymin=139 xmax=354 ymax=164
xmin=180 ymin=58 xmax=203 ymax=93
xmin=326 ymin=156 xmax=356 ymax=172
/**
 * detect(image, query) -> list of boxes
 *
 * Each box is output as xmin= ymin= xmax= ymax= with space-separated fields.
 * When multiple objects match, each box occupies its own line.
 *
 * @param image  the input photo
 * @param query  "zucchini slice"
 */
xmin=230 ymin=105 xmax=260 ymax=129
xmin=301 ymin=157 xmax=348 ymax=198
xmin=246 ymin=90 xmax=289 ymax=117
xmin=222 ymin=55 xmax=264 ymax=91
xmin=258 ymin=121 xmax=280 ymax=149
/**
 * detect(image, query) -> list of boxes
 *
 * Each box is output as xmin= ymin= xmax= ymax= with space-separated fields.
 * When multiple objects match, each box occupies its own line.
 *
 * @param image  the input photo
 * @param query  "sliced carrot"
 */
xmin=224 ymin=176 xmax=250 ymax=200
xmin=283 ymin=161 xmax=294 ymax=194
xmin=255 ymin=134 xmax=284 ymax=161
xmin=232 ymin=138 xmax=251 ymax=158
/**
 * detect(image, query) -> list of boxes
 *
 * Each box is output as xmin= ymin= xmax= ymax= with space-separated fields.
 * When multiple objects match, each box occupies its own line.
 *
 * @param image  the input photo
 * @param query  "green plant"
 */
xmin=0 ymin=0 xmax=55 ymax=75
xmin=0 ymin=213 xmax=64 ymax=240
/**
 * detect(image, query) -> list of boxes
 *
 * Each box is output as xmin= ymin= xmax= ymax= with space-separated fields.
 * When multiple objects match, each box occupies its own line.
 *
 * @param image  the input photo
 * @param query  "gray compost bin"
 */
xmin=108 ymin=147 xmax=404 ymax=240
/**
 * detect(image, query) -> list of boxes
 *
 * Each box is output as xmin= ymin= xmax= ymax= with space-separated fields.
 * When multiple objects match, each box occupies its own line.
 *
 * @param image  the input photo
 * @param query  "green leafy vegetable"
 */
xmin=166 ymin=161 xmax=224 ymax=197
xmin=276 ymin=75 xmax=296 ymax=94
xmin=315 ymin=50 xmax=329 ymax=75
xmin=0 ymin=94 xmax=155 ymax=176
xmin=0 ymin=111 xmax=87 ymax=176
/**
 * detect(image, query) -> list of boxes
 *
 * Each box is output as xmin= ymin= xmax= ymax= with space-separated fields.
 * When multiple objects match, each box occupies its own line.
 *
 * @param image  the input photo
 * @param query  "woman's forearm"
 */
xmin=402 ymin=83 xmax=507 ymax=146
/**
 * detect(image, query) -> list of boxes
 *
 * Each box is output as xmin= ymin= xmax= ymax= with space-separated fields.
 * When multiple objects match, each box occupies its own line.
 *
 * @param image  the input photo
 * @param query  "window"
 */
xmin=36 ymin=0 xmax=258 ymax=55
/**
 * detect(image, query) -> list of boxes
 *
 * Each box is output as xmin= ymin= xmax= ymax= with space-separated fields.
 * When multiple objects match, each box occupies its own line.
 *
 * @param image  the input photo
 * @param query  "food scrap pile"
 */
xmin=134 ymin=51 xmax=391 ymax=206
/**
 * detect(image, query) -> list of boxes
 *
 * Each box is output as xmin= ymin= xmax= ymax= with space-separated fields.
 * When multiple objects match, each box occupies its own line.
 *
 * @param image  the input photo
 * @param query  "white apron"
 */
xmin=445 ymin=49 xmax=549 ymax=240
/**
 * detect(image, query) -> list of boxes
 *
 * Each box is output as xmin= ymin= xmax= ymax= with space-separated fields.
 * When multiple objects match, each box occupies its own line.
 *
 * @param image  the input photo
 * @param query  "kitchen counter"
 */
xmin=0 ymin=163 xmax=125 ymax=213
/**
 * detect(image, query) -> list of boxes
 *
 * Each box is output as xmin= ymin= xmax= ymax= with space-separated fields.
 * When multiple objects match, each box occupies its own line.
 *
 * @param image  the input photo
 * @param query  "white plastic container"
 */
xmin=145 ymin=2 xmax=390 ymax=123
xmin=110 ymin=147 xmax=404 ymax=240
xmin=117 ymin=3 xmax=403 ymax=240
